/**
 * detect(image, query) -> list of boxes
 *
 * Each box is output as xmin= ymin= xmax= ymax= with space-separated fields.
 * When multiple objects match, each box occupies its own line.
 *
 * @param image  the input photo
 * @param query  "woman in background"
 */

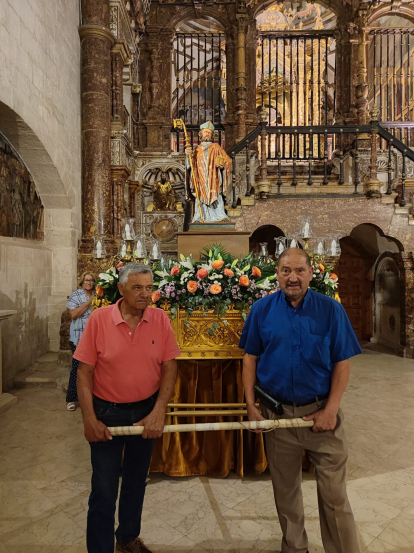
xmin=66 ymin=272 xmax=95 ymax=411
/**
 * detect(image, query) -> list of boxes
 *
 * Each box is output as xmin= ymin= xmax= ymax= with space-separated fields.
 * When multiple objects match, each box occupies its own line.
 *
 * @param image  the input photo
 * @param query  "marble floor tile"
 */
xmin=139 ymin=514 xmax=184 ymax=551
xmin=348 ymin=473 xmax=414 ymax=510
xmin=1 ymin=351 xmax=414 ymax=552
xmin=1 ymin=511 xmax=85 ymax=547
xmin=376 ymin=511 xmax=414 ymax=550
xmin=18 ymin=458 xmax=88 ymax=490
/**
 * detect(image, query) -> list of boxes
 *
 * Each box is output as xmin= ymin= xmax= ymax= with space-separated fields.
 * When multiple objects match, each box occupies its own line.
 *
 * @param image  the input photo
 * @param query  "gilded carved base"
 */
xmin=168 ymin=308 xmax=245 ymax=360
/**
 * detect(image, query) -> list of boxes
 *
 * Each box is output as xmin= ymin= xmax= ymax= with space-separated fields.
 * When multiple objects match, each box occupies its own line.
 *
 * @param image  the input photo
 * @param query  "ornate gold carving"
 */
xmin=167 ymin=308 xmax=245 ymax=360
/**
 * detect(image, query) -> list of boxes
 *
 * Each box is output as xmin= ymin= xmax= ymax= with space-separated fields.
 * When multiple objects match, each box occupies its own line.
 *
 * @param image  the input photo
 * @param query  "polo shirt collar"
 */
xmin=112 ymin=298 xmax=151 ymax=325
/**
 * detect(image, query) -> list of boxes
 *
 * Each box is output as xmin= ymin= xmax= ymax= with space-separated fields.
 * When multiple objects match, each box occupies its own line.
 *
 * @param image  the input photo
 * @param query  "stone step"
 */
xmin=380 ymin=193 xmax=397 ymax=205
xmin=394 ymin=203 xmax=412 ymax=215
xmin=13 ymin=352 xmax=69 ymax=392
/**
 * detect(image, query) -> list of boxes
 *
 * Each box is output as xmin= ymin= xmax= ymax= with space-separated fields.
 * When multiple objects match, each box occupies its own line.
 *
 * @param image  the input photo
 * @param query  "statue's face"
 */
xmin=161 ymin=172 xmax=167 ymax=182
xmin=200 ymin=129 xmax=213 ymax=142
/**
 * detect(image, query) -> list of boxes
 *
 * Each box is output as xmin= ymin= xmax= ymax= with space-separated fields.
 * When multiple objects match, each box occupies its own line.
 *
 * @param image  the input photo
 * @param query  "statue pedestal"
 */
xmin=177 ymin=227 xmax=250 ymax=260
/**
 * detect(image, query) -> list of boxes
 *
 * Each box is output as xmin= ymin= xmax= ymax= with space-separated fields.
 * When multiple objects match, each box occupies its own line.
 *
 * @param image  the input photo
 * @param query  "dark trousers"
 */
xmin=66 ymin=342 xmax=79 ymax=403
xmin=87 ymin=395 xmax=156 ymax=553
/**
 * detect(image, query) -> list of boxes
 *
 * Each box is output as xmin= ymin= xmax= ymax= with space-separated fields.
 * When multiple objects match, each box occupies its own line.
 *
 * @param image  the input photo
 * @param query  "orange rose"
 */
xmin=239 ymin=275 xmax=250 ymax=287
xmin=170 ymin=265 xmax=180 ymax=276
xmin=269 ymin=289 xmax=277 ymax=295
xmin=187 ymin=280 xmax=198 ymax=293
xmin=116 ymin=262 xmax=124 ymax=269
xmin=211 ymin=260 xmax=224 ymax=270
xmin=252 ymin=266 xmax=261 ymax=277
xmin=151 ymin=290 xmax=160 ymax=303
xmin=96 ymin=285 xmax=104 ymax=297
xmin=224 ymin=268 xmax=234 ymax=277
xmin=197 ymin=268 xmax=208 ymax=280
xmin=318 ymin=264 xmax=325 ymax=272
xmin=330 ymin=273 xmax=338 ymax=280
xmin=209 ymin=284 xmax=222 ymax=295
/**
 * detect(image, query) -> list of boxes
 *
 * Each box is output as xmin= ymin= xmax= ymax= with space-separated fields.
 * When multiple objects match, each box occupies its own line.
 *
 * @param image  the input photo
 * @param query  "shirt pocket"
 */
xmin=303 ymin=333 xmax=331 ymax=369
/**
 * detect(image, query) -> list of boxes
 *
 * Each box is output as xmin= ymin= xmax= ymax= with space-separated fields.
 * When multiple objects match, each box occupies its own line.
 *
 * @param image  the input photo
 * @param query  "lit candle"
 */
xmin=135 ymin=241 xmax=144 ymax=258
xmin=125 ymin=223 xmax=132 ymax=240
xmin=331 ymin=239 xmax=337 ymax=256
xmin=303 ymin=222 xmax=310 ymax=238
xmin=151 ymin=243 xmax=159 ymax=259
xmin=96 ymin=240 xmax=102 ymax=258
xmin=317 ymin=241 xmax=324 ymax=255
xmin=121 ymin=243 xmax=127 ymax=257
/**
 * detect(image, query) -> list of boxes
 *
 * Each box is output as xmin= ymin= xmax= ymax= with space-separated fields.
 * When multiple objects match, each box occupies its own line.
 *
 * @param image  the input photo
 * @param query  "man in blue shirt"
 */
xmin=240 ymin=248 xmax=361 ymax=553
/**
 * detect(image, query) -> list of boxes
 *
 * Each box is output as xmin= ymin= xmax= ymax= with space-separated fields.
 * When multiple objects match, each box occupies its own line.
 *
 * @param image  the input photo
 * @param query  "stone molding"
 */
xmin=79 ymin=24 xmax=116 ymax=46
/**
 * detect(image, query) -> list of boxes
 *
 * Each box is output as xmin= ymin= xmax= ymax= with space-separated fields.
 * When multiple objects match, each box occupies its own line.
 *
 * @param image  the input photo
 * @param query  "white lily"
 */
xmin=256 ymin=277 xmax=271 ymax=290
xmin=180 ymin=256 xmax=194 ymax=270
xmin=99 ymin=273 xmax=112 ymax=282
xmin=155 ymin=269 xmax=169 ymax=278
xmin=180 ymin=270 xmax=194 ymax=284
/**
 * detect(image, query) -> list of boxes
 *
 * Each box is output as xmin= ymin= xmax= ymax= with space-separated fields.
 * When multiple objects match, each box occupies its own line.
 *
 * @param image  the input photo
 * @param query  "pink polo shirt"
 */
xmin=74 ymin=299 xmax=181 ymax=403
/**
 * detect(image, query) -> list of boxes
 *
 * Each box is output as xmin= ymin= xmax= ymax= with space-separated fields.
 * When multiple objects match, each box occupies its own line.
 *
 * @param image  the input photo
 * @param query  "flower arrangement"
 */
xmin=310 ymin=263 xmax=339 ymax=299
xmin=91 ymin=249 xmax=340 ymax=328
xmin=91 ymin=262 xmax=124 ymax=309
xmin=152 ymin=246 xmax=278 ymax=332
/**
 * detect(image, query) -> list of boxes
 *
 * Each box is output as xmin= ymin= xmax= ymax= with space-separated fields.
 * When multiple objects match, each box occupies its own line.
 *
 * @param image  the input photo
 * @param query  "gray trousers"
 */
xmin=261 ymin=401 xmax=359 ymax=553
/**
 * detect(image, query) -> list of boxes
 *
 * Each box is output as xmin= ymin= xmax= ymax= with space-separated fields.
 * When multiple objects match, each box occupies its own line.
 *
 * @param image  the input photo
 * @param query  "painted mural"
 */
xmin=0 ymin=133 xmax=44 ymax=240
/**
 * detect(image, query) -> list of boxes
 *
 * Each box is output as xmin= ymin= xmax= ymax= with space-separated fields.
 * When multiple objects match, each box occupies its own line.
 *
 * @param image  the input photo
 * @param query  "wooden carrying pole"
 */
xmin=109 ymin=418 xmax=314 ymax=436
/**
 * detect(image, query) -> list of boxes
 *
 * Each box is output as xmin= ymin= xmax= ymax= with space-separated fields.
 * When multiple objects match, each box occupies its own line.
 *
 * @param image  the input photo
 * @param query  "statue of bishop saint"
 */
xmin=185 ymin=121 xmax=232 ymax=223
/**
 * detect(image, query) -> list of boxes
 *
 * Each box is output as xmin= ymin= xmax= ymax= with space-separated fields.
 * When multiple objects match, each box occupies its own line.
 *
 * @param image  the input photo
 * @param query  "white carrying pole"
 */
xmin=108 ymin=418 xmax=314 ymax=436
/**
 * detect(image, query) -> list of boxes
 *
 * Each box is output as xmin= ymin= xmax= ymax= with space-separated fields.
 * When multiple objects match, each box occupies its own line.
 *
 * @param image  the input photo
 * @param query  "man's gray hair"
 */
xmin=119 ymin=262 xmax=153 ymax=285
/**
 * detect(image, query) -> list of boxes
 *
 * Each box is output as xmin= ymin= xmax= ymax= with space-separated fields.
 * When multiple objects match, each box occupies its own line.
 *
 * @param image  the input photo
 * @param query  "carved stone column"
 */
xmin=79 ymin=0 xmax=115 ymax=266
xmin=365 ymin=106 xmax=381 ymax=197
xmin=128 ymin=182 xmax=140 ymax=217
xmin=245 ymin=19 xmax=258 ymax=131
xmin=355 ymin=7 xmax=370 ymax=125
xmin=140 ymin=28 xmax=173 ymax=151
xmin=335 ymin=21 xmax=355 ymax=124
xmin=112 ymin=167 xmax=130 ymax=239
xmin=396 ymin=252 xmax=414 ymax=358
xmin=111 ymin=40 xmax=129 ymax=130
xmin=236 ymin=4 xmax=247 ymax=142
xmin=257 ymin=107 xmax=270 ymax=199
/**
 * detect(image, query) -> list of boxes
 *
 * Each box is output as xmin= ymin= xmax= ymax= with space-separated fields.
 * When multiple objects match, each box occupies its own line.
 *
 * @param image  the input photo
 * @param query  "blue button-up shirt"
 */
xmin=239 ymin=289 xmax=362 ymax=404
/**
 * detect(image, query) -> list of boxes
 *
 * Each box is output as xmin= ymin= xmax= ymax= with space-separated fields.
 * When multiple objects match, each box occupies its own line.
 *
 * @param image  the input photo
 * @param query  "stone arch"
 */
xmin=0 ymin=101 xmax=71 ymax=210
xmin=254 ymin=0 xmax=344 ymax=21
xmin=368 ymin=6 xmax=414 ymax=27
xmin=373 ymin=254 xmax=401 ymax=351
xmin=249 ymin=224 xmax=284 ymax=257
xmin=168 ymin=9 xmax=230 ymax=33
xmin=336 ymin=223 xmax=403 ymax=342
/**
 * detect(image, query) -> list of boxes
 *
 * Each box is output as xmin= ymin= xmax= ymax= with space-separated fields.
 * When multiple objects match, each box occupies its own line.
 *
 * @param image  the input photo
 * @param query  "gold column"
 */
xmin=236 ymin=2 xmax=247 ymax=141
xmin=257 ymin=106 xmax=270 ymax=199
xmin=365 ymin=106 xmax=382 ymax=198
xmin=355 ymin=7 xmax=370 ymax=125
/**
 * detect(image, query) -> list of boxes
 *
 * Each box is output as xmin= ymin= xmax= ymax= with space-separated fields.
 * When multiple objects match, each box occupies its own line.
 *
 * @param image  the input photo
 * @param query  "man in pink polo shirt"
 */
xmin=75 ymin=262 xmax=180 ymax=553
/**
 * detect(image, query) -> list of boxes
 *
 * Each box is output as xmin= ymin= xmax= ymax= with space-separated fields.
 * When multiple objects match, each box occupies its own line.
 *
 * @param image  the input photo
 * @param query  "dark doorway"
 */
xmin=249 ymin=225 xmax=284 ymax=257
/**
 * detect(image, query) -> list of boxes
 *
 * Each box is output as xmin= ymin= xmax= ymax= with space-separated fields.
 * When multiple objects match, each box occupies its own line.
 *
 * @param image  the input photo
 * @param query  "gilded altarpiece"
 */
xmin=0 ymin=133 xmax=44 ymax=240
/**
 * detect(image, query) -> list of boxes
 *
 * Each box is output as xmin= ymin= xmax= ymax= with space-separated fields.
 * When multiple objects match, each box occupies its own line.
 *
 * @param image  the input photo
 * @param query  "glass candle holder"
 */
xmin=93 ymin=235 xmax=106 ymax=259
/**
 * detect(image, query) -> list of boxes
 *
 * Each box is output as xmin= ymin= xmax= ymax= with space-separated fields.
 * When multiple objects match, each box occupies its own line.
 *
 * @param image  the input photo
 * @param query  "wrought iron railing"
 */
xmin=172 ymin=124 xmax=225 ymax=152
xmin=226 ymin=118 xmax=414 ymax=209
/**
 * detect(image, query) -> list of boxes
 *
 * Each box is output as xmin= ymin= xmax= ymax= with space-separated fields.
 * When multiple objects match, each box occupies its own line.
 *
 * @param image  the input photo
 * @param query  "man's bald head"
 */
xmin=277 ymin=248 xmax=311 ymax=268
